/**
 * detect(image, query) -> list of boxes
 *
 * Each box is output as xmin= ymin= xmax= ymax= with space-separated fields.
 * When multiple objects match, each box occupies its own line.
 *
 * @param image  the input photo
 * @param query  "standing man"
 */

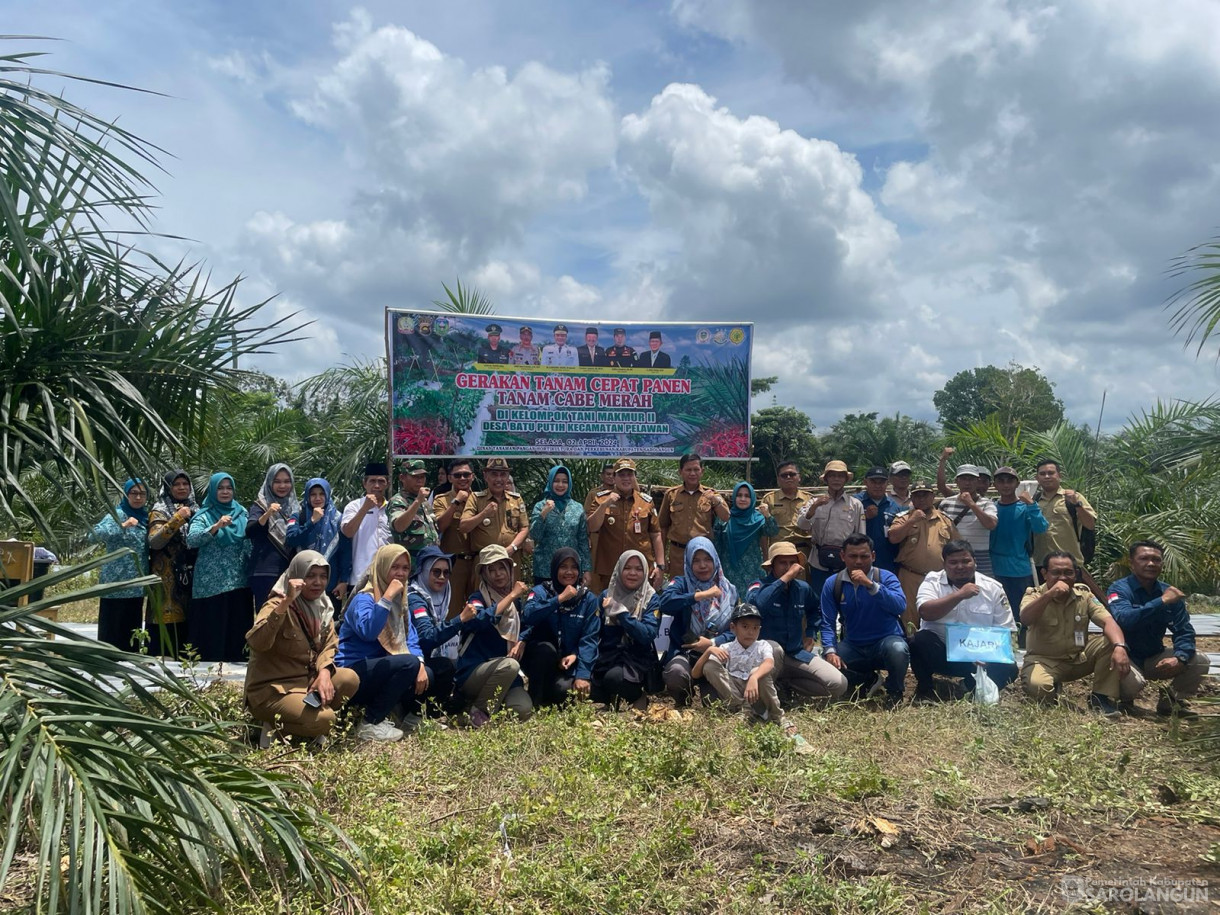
xmin=820 ymin=534 xmax=909 ymax=708
xmin=340 ymin=461 xmax=392 ymax=588
xmin=760 ymin=461 xmax=814 ymax=555
xmin=1108 ymin=541 xmax=1209 ymax=715
xmin=476 ymin=323 xmax=512 ymax=365
xmin=636 ymin=331 xmax=671 ymax=369
xmin=578 ymin=327 xmax=608 ymax=367
xmin=459 ymin=457 xmax=529 ymax=594
xmin=989 ymin=465 xmax=1048 ymax=643
xmin=888 ymin=481 xmax=960 ymax=633
xmin=1032 ymin=459 xmax=1100 ymax=597
xmin=1020 ymin=551 xmax=1131 ymax=716
xmin=510 ymin=325 xmax=541 ymax=365
xmin=659 ymin=453 xmax=730 ymax=578
xmin=584 ymin=460 xmax=616 ymax=560
xmin=388 ymin=459 xmax=439 ymax=563
xmin=432 ymin=458 xmax=476 ymax=616
xmin=605 ymin=327 xmax=637 ymax=367
xmin=541 ymin=324 xmax=579 ymax=367
xmin=911 ymin=540 xmax=1018 ymax=701
xmin=856 ymin=467 xmax=902 ymax=573
xmin=888 ymin=461 xmax=913 ymax=509
xmin=937 ymin=465 xmax=998 ymax=575
xmin=795 ymin=460 xmax=866 ymax=623
xmin=588 ymin=458 xmax=665 ymax=591
xmin=746 ymin=543 xmax=848 ymax=701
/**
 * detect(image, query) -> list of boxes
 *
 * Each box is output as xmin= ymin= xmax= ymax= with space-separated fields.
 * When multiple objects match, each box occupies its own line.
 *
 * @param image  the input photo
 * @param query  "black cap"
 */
xmin=613 ymin=327 xmax=626 ymax=334
xmin=363 ymin=461 xmax=389 ymax=477
xmin=485 ymin=323 xmax=502 ymax=334
xmin=731 ymin=603 xmax=762 ymax=622
xmin=649 ymin=331 xmax=662 ymax=341
xmin=585 ymin=327 xmax=598 ymax=336
xmin=864 ymin=466 xmax=888 ymax=480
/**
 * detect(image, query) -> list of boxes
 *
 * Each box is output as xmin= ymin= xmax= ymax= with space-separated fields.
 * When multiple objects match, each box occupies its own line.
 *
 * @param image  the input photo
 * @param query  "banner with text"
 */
xmin=387 ymin=310 xmax=752 ymax=459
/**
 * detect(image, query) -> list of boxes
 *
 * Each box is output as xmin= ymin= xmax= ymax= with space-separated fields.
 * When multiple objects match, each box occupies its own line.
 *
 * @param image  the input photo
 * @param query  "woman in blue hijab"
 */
xmin=713 ymin=481 xmax=777 ymax=596
xmin=528 ymin=464 xmax=591 ymax=581
xmin=89 ymin=478 xmax=151 ymax=651
xmin=186 ymin=472 xmax=253 ymax=662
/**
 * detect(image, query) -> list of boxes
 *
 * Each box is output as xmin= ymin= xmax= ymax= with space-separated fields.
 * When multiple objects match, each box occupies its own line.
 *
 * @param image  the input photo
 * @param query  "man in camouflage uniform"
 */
xmin=388 ymin=458 xmax=439 ymax=563
xmin=459 ymin=457 xmax=529 ymax=595
xmin=588 ymin=458 xmax=665 ymax=591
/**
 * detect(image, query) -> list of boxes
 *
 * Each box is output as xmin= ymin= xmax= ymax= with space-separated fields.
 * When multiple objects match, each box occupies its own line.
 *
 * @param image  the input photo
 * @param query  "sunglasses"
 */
xmin=430 ymin=568 xmax=452 ymax=577
xmin=779 ymin=472 xmax=799 ymax=478
xmin=450 ymin=472 xmax=473 ymax=478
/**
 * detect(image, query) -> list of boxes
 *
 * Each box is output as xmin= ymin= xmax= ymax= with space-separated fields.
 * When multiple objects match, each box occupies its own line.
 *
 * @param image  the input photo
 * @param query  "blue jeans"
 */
xmin=837 ymin=635 xmax=910 ymax=698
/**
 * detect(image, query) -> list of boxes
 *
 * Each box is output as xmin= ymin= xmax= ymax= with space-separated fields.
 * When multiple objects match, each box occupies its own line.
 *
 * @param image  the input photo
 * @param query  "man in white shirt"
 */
xmin=911 ymin=539 xmax=1018 ymax=701
xmin=340 ymin=461 xmax=392 ymax=589
xmin=540 ymin=324 xmax=579 ymax=366
xmin=937 ymin=465 xmax=998 ymax=575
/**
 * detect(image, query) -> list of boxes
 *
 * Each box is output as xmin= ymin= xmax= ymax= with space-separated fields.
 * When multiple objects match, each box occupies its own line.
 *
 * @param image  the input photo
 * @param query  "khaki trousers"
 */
xmin=249 ymin=667 xmax=360 ymax=738
xmin=460 ymin=657 xmax=533 ymax=719
xmin=1119 ymin=649 xmax=1209 ymax=700
xmin=1022 ymin=637 xmax=1120 ymax=701
xmin=897 ymin=568 xmax=931 ymax=634
xmin=701 ymin=655 xmax=785 ymax=724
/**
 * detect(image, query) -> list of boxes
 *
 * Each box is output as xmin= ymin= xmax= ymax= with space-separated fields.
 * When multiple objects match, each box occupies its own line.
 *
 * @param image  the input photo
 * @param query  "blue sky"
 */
xmin=9 ymin=0 xmax=1220 ymax=430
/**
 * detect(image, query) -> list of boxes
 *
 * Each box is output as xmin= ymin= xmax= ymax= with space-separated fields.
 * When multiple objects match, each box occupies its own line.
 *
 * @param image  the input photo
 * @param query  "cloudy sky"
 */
xmin=11 ymin=0 xmax=1220 ymax=429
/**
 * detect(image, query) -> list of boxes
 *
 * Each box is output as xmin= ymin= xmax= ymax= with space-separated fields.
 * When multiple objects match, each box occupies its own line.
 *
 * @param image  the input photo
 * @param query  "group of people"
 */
xmin=88 ymin=449 xmax=1208 ymax=745
xmin=477 ymin=323 xmax=673 ymax=368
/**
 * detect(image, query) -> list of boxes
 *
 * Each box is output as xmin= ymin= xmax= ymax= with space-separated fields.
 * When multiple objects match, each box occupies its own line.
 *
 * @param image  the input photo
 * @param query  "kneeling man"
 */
xmin=1020 ymin=551 xmax=1131 ymax=716
xmin=911 ymin=540 xmax=1018 ymax=701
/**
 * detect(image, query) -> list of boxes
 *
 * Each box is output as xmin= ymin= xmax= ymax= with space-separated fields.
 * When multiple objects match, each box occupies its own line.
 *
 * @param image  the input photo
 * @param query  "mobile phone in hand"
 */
xmin=303 ymin=691 xmax=323 ymax=709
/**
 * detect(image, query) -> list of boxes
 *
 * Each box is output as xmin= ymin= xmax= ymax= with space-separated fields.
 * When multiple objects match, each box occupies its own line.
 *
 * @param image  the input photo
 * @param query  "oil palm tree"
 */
xmin=0 ymin=40 xmax=365 ymax=912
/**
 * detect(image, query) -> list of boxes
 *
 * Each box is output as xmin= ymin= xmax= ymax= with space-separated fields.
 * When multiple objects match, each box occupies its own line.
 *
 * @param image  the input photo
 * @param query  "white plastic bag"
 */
xmin=973 ymin=663 xmax=1000 ymax=706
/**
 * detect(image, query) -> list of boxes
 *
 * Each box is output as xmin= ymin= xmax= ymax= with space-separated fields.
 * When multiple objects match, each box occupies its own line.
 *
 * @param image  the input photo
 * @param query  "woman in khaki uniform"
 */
xmin=245 ymin=550 xmax=359 ymax=740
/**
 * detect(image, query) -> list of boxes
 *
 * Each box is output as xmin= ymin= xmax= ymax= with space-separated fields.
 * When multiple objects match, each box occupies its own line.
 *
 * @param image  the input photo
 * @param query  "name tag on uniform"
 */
xmin=634 ymin=520 xmax=641 ymax=533
xmin=1074 ymin=630 xmax=1085 ymax=648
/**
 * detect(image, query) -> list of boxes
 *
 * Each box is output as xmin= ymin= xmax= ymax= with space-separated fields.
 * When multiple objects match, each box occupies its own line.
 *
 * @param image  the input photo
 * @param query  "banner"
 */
xmin=944 ymin=624 xmax=1016 ymax=665
xmin=386 ymin=310 xmax=753 ymax=459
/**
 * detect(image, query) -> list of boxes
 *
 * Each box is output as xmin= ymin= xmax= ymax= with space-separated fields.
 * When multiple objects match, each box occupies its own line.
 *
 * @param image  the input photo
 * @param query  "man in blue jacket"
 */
xmin=821 ymin=533 xmax=909 ymax=707
xmin=745 ymin=543 xmax=848 ymax=701
xmin=855 ymin=466 xmax=902 ymax=572
xmin=1107 ymin=540 xmax=1208 ymax=716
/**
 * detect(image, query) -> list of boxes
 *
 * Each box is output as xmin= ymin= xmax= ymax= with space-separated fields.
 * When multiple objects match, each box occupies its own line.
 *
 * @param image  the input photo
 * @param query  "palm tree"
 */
xmin=0 ymin=40 xmax=365 ymax=911
xmin=1167 ymin=236 xmax=1220 ymax=357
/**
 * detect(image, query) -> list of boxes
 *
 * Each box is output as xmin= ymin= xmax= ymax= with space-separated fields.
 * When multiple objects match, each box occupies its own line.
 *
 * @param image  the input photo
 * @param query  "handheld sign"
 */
xmin=945 ymin=624 xmax=1015 ymax=665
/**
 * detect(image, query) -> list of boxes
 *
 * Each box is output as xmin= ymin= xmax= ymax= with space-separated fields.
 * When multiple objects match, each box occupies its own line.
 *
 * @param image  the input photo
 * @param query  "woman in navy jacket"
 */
xmin=521 ymin=547 xmax=601 ymax=706
xmin=591 ymin=550 xmax=660 ymax=708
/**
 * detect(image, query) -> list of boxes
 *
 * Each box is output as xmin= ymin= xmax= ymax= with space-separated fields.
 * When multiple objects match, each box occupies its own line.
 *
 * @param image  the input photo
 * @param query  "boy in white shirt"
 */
xmin=694 ymin=605 xmax=811 ymax=751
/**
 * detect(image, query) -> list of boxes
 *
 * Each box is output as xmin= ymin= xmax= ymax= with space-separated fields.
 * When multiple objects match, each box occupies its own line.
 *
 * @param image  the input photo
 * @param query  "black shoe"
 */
xmin=882 ymin=692 xmax=904 ymax=710
xmin=913 ymin=687 xmax=939 ymax=705
xmin=1087 ymin=693 xmax=1121 ymax=718
xmin=1156 ymin=692 xmax=1198 ymax=719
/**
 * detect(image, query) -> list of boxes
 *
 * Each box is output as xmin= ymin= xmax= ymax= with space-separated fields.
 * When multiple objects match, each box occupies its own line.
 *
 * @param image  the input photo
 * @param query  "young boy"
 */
xmin=693 ymin=605 xmax=812 ymax=752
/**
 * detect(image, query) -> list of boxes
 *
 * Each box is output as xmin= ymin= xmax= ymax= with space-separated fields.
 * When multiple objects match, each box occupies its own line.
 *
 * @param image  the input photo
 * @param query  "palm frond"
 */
xmin=431 ymin=277 xmax=495 ymax=316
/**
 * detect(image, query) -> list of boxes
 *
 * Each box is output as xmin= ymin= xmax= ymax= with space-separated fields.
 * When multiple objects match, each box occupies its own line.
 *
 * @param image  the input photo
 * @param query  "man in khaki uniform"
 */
xmin=584 ymin=461 xmax=616 ymax=560
xmin=1031 ymin=459 xmax=1101 ymax=597
xmin=1020 ymin=551 xmax=1131 ymax=717
xmin=760 ymin=461 xmax=814 ymax=554
xmin=658 ymin=452 xmax=730 ymax=576
xmin=589 ymin=458 xmax=665 ymax=591
xmin=888 ymin=480 xmax=959 ymax=632
xmin=432 ymin=458 xmax=476 ymax=616
xmin=795 ymin=459 xmax=866 ymax=621
xmin=459 ymin=457 xmax=529 ymax=596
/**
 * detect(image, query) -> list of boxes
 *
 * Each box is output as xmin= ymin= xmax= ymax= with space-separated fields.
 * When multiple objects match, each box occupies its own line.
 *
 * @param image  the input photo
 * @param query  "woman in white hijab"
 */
xmin=244 ymin=550 xmax=359 ymax=740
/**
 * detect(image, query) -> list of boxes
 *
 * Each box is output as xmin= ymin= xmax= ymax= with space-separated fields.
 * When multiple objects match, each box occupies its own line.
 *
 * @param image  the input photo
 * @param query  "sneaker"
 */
xmin=356 ymin=719 xmax=405 ymax=742
xmin=882 ymin=692 xmax=904 ymax=710
xmin=401 ymin=713 xmax=424 ymax=733
xmin=866 ymin=672 xmax=886 ymax=699
xmin=469 ymin=707 xmax=491 ymax=728
xmin=913 ymin=688 xmax=940 ymax=706
xmin=1156 ymin=692 xmax=1198 ymax=719
xmin=1087 ymin=693 xmax=1121 ymax=718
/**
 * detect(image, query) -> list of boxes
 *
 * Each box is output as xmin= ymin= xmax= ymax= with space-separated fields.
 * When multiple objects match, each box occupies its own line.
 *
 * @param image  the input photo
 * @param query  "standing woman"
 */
xmin=147 ymin=470 xmax=197 ymax=657
xmin=247 ymin=463 xmax=301 ymax=610
xmin=245 ymin=550 xmax=359 ymax=741
xmin=295 ymin=478 xmax=345 ymax=596
xmin=653 ymin=537 xmax=738 ymax=706
xmin=529 ymin=465 xmax=591 ymax=584
xmin=591 ymin=550 xmax=660 ymax=708
xmin=521 ymin=547 xmax=601 ymax=707
xmin=186 ymin=473 xmax=253 ymax=662
xmin=89 ymin=479 xmax=150 ymax=651
xmin=336 ymin=544 xmax=428 ymax=742
xmin=714 ymin=481 xmax=777 ymax=597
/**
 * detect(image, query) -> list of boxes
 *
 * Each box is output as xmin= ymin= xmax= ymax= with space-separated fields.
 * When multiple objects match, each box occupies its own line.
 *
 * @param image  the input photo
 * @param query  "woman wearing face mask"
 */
xmin=89 ymin=479 xmax=151 ymax=652
xmin=407 ymin=546 xmax=475 ymax=718
xmin=591 ymin=550 xmax=661 ymax=708
xmin=714 ymin=481 xmax=777 ymax=597
xmin=454 ymin=545 xmax=534 ymax=726
xmin=336 ymin=544 xmax=428 ymax=742
xmin=651 ymin=536 xmax=738 ymax=706
xmin=521 ymin=547 xmax=601 ymax=707
xmin=247 ymin=463 xmax=301 ymax=610
xmin=529 ymin=465 xmax=591 ymax=583
xmin=186 ymin=473 xmax=253 ymax=662
xmin=244 ymin=550 xmax=359 ymax=741
xmin=147 ymin=470 xmax=197 ymax=657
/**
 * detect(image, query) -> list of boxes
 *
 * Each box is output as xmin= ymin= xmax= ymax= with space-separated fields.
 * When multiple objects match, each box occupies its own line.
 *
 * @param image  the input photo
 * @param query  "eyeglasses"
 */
xmin=430 ymin=568 xmax=452 ymax=577
xmin=450 ymin=472 xmax=473 ymax=478
xmin=779 ymin=472 xmax=799 ymax=478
